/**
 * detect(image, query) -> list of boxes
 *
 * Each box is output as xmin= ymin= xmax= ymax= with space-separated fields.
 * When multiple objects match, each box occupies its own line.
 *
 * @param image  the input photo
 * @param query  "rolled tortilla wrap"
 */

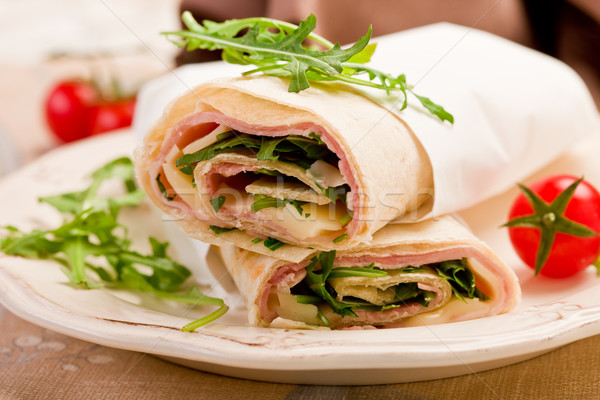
xmin=213 ymin=215 xmax=520 ymax=329
xmin=135 ymin=75 xmax=433 ymax=251
xmin=134 ymin=23 xmax=599 ymax=259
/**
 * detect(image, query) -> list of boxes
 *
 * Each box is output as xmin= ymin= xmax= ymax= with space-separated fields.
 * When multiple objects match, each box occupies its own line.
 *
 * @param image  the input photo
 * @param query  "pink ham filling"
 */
xmin=150 ymin=110 xmax=360 ymax=237
xmin=351 ymin=282 xmax=445 ymax=325
xmin=205 ymin=163 xmax=259 ymax=195
xmin=260 ymin=247 xmax=508 ymax=326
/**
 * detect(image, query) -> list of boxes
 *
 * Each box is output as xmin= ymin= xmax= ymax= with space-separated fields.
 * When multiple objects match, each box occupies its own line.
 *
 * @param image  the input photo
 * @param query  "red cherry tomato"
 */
xmin=44 ymin=80 xmax=98 ymax=143
xmin=45 ymin=79 xmax=137 ymax=143
xmin=90 ymin=97 xmax=136 ymax=135
xmin=507 ymin=175 xmax=600 ymax=278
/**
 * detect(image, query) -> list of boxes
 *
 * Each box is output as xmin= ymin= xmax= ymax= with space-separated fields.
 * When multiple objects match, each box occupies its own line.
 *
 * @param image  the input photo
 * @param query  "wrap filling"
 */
xmin=266 ymin=251 xmax=490 ymax=329
xmin=155 ymin=124 xmax=354 ymax=244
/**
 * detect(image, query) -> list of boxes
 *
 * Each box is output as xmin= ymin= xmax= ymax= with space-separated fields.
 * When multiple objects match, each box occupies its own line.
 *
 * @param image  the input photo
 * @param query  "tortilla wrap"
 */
xmin=212 ymin=215 xmax=520 ymax=329
xmin=135 ymin=75 xmax=433 ymax=252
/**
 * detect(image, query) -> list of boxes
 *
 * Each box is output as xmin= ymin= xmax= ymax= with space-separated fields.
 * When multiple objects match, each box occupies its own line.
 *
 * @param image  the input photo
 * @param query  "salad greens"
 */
xmin=156 ymin=173 xmax=175 ymax=201
xmin=332 ymin=234 xmax=348 ymax=244
xmin=0 ymin=157 xmax=227 ymax=331
xmin=432 ymin=258 xmax=490 ymax=302
xmin=251 ymin=194 xmax=307 ymax=217
xmin=208 ymin=225 xmax=236 ymax=234
xmin=263 ymin=237 xmax=286 ymax=251
xmin=164 ymin=12 xmax=454 ymax=123
xmin=303 ymin=250 xmax=358 ymax=318
xmin=210 ymin=196 xmax=226 ymax=212
xmin=176 ymin=131 xmax=332 ymax=174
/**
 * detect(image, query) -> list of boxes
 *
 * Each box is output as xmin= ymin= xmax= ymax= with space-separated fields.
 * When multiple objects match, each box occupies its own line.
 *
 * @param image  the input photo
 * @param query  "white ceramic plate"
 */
xmin=2 ymin=132 xmax=600 ymax=385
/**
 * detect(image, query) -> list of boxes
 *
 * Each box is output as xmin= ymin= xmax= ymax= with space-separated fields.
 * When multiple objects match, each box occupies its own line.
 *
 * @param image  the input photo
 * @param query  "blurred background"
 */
xmin=0 ymin=0 xmax=598 ymax=176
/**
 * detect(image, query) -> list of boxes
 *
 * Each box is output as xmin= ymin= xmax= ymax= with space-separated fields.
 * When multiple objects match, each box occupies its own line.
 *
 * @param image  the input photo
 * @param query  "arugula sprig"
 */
xmin=164 ymin=12 xmax=453 ymax=123
xmin=251 ymin=194 xmax=307 ymax=216
xmin=304 ymin=250 xmax=358 ymax=318
xmin=433 ymin=259 xmax=489 ymax=302
xmin=176 ymin=132 xmax=331 ymax=174
xmin=0 ymin=157 xmax=228 ymax=331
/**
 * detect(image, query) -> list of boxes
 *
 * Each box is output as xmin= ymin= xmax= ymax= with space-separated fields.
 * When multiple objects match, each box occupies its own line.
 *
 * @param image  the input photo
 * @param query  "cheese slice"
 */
xmin=307 ymin=160 xmax=345 ymax=188
xmin=182 ymin=125 xmax=232 ymax=154
xmin=245 ymin=177 xmax=331 ymax=205
xmin=161 ymin=146 xmax=196 ymax=208
xmin=275 ymin=291 xmax=320 ymax=325
xmin=259 ymin=202 xmax=344 ymax=240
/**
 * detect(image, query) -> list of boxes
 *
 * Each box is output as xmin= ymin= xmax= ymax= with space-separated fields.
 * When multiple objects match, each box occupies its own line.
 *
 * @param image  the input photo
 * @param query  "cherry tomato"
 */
xmin=44 ymin=80 xmax=98 ymax=143
xmin=45 ymin=79 xmax=137 ymax=143
xmin=507 ymin=175 xmax=600 ymax=278
xmin=90 ymin=97 xmax=136 ymax=135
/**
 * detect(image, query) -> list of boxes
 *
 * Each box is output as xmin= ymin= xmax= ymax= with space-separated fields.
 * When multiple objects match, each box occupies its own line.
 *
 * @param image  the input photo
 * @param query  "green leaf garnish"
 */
xmin=264 ymin=237 xmax=286 ymax=251
xmin=208 ymin=225 xmax=236 ymax=234
xmin=176 ymin=133 xmax=330 ymax=173
xmin=339 ymin=211 xmax=353 ymax=226
xmin=164 ymin=12 xmax=453 ymax=123
xmin=304 ymin=250 xmax=357 ymax=318
xmin=256 ymin=168 xmax=282 ymax=176
xmin=433 ymin=259 xmax=489 ymax=302
xmin=332 ymin=233 xmax=348 ymax=244
xmin=251 ymin=194 xmax=306 ymax=216
xmin=0 ymin=158 xmax=227 ymax=330
xmin=327 ymin=263 xmax=386 ymax=279
xmin=210 ymin=196 xmax=226 ymax=212
xmin=322 ymin=185 xmax=350 ymax=205
xmin=156 ymin=173 xmax=175 ymax=201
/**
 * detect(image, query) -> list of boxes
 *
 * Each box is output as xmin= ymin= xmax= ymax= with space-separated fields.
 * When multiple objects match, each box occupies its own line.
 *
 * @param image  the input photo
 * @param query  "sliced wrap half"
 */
xmin=135 ymin=76 xmax=433 ymax=252
xmin=212 ymin=215 xmax=520 ymax=329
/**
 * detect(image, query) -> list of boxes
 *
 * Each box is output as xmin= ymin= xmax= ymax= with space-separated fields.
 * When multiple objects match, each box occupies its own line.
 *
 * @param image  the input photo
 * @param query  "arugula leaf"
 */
xmin=339 ymin=211 xmax=353 ymax=226
xmin=256 ymin=168 xmax=282 ymax=176
xmin=40 ymin=157 xmax=143 ymax=214
xmin=156 ymin=173 xmax=175 ymax=201
xmin=251 ymin=194 xmax=306 ymax=216
xmin=322 ymin=185 xmax=350 ymax=205
xmin=308 ymin=132 xmax=325 ymax=145
xmin=263 ymin=237 xmax=286 ymax=251
xmin=250 ymin=195 xmax=287 ymax=211
xmin=165 ymin=12 xmax=453 ymax=123
xmin=327 ymin=263 xmax=386 ymax=279
xmin=0 ymin=157 xmax=228 ymax=330
xmin=176 ymin=133 xmax=330 ymax=172
xmin=256 ymin=137 xmax=285 ymax=161
xmin=209 ymin=225 xmax=236 ymax=234
xmin=433 ymin=258 xmax=489 ymax=302
xmin=332 ymin=234 xmax=348 ymax=244
xmin=393 ymin=282 xmax=421 ymax=302
xmin=169 ymin=13 xmax=369 ymax=93
xmin=210 ymin=196 xmax=226 ymax=212
xmin=304 ymin=251 xmax=357 ymax=318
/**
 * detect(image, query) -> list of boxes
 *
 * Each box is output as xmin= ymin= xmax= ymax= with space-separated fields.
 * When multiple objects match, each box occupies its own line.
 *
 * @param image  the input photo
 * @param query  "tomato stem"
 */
xmin=541 ymin=212 xmax=556 ymax=228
